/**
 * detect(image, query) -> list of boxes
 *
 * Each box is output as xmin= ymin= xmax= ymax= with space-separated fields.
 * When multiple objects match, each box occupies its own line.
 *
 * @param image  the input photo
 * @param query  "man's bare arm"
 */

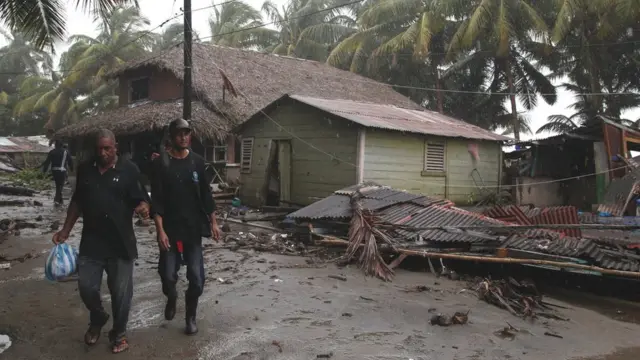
xmin=61 ymin=201 xmax=80 ymax=234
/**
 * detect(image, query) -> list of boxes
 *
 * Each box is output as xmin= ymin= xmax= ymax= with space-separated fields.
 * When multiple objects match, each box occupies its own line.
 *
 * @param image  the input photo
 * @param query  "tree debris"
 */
xmin=0 ymin=185 xmax=36 ymax=196
xmin=544 ymin=331 xmax=563 ymax=339
xmin=430 ymin=310 xmax=469 ymax=326
xmin=473 ymin=277 xmax=559 ymax=319
xmin=328 ymin=274 xmax=347 ymax=281
xmin=345 ymin=192 xmax=396 ymax=281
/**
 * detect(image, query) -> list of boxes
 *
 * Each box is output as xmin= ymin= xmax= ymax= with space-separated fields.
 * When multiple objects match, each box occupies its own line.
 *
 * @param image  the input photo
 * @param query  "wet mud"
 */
xmin=1 ymin=187 xmax=640 ymax=359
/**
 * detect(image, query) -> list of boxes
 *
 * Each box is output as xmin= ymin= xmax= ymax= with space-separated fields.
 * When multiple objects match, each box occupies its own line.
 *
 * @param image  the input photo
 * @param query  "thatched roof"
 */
xmin=57 ymin=43 xmax=420 ymax=139
xmin=110 ymin=43 xmax=422 ymax=118
xmin=56 ymin=100 xmax=230 ymax=140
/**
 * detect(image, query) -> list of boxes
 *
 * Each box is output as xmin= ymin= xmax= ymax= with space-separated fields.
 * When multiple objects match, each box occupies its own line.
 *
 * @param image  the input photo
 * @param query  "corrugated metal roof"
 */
xmin=0 ymin=137 xmax=51 ymax=153
xmin=597 ymin=168 xmax=640 ymax=216
xmin=288 ymin=183 xmax=640 ymax=271
xmin=288 ymin=182 xmax=448 ymax=220
xmin=290 ymin=95 xmax=511 ymax=142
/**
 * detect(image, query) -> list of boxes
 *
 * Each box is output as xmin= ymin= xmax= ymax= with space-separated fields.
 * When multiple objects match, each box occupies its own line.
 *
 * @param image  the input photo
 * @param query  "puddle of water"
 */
xmin=0 ymin=334 xmax=11 ymax=354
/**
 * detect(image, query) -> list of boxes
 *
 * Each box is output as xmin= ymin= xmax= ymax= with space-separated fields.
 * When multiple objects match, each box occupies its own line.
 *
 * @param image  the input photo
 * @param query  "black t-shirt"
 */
xmin=150 ymin=151 xmax=215 ymax=242
xmin=71 ymin=158 xmax=146 ymax=260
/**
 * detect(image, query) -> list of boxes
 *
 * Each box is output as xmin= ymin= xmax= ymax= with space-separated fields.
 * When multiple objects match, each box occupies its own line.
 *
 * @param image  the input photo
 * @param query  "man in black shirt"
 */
xmin=150 ymin=118 xmax=221 ymax=335
xmin=52 ymin=129 xmax=149 ymax=354
xmin=42 ymin=140 xmax=73 ymax=205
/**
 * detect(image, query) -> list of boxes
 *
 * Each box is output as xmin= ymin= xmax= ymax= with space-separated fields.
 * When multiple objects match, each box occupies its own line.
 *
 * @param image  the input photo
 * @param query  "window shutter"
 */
xmin=424 ymin=142 xmax=446 ymax=172
xmin=240 ymin=137 xmax=254 ymax=173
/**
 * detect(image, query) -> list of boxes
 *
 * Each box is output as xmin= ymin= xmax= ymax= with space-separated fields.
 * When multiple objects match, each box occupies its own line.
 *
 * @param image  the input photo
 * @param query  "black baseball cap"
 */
xmin=168 ymin=118 xmax=191 ymax=134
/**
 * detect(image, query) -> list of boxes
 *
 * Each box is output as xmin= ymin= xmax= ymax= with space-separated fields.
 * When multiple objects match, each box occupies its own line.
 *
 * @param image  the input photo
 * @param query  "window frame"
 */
xmin=422 ymin=140 xmax=446 ymax=177
xmin=240 ymin=137 xmax=254 ymax=173
xmin=129 ymin=76 xmax=150 ymax=103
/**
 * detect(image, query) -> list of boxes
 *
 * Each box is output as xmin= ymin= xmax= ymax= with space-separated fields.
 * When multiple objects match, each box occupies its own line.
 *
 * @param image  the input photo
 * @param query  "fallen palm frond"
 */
xmin=472 ymin=277 xmax=564 ymax=320
xmin=345 ymin=191 xmax=397 ymax=281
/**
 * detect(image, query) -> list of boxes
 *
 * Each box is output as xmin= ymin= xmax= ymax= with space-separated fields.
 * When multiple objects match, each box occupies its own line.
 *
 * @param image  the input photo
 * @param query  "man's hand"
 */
xmin=157 ymin=230 xmax=170 ymax=251
xmin=211 ymin=217 xmax=221 ymax=242
xmin=135 ymin=202 xmax=150 ymax=219
xmin=151 ymin=152 xmax=160 ymax=161
xmin=52 ymin=230 xmax=70 ymax=245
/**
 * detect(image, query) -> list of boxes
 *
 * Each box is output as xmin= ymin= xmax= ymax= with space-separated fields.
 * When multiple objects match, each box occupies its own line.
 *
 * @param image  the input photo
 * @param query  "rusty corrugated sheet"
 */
xmin=0 ymin=137 xmax=51 ymax=153
xmin=483 ymin=205 xmax=533 ymax=225
xmin=529 ymin=206 xmax=581 ymax=238
xmin=597 ymin=167 xmax=640 ymax=216
xmin=290 ymin=95 xmax=511 ymax=142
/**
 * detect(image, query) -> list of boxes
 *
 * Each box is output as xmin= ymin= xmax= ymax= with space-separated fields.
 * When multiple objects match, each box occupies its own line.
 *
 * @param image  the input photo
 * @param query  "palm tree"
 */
xmin=151 ymin=22 xmax=200 ymax=53
xmin=263 ymin=0 xmax=357 ymax=61
xmin=14 ymin=6 xmax=151 ymax=130
xmin=536 ymin=114 xmax=581 ymax=134
xmin=501 ymin=114 xmax=533 ymax=136
xmin=0 ymin=28 xmax=54 ymax=135
xmin=208 ymin=0 xmax=275 ymax=49
xmin=447 ymin=0 xmax=554 ymax=140
xmin=327 ymin=0 xmax=454 ymax=112
xmin=63 ymin=6 xmax=152 ymax=86
xmin=0 ymin=0 xmax=139 ymax=52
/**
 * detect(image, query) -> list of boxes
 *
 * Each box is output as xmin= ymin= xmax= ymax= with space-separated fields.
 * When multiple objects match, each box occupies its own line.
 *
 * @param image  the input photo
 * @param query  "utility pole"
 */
xmin=183 ymin=0 xmax=192 ymax=122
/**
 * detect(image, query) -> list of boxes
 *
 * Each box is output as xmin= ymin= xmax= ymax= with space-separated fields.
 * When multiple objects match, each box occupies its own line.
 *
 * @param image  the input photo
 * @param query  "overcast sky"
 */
xmin=5 ymin=0 xmax=640 ymax=140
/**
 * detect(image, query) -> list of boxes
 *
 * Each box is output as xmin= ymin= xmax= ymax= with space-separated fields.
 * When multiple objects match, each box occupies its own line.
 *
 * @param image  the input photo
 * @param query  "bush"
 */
xmin=6 ymin=168 xmax=52 ymax=190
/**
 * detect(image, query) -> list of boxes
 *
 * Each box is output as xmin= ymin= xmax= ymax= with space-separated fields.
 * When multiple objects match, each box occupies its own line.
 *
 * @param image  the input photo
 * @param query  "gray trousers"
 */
xmin=77 ymin=256 xmax=133 ymax=341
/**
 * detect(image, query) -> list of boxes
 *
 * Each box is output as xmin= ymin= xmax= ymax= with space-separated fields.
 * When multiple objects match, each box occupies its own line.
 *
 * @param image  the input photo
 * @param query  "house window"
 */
xmin=424 ymin=141 xmax=446 ymax=172
xmin=240 ymin=137 xmax=254 ymax=173
xmin=130 ymin=77 xmax=149 ymax=102
xmin=203 ymin=141 xmax=227 ymax=163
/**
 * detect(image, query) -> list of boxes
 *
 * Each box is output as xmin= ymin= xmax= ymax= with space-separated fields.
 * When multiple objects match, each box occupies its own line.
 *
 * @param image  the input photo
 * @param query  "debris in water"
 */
xmin=0 ymin=334 xmax=11 ymax=354
xmin=271 ymin=340 xmax=283 ymax=353
xmin=0 ymin=262 xmax=10 ymax=270
xmin=49 ymin=220 xmax=60 ymax=231
xmin=430 ymin=310 xmax=470 ymax=326
xmin=403 ymin=285 xmax=430 ymax=293
xmin=217 ymin=278 xmax=233 ymax=284
xmin=494 ymin=323 xmax=519 ymax=340
xmin=316 ymin=352 xmax=333 ymax=358
xmin=473 ymin=277 xmax=557 ymax=319
xmin=328 ymin=274 xmax=347 ymax=281
xmin=544 ymin=331 xmax=563 ymax=339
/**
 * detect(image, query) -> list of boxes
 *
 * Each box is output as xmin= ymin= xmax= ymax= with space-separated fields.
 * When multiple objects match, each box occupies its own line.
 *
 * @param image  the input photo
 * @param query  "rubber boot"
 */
xmin=185 ymin=295 xmax=198 ymax=335
xmin=164 ymin=296 xmax=177 ymax=321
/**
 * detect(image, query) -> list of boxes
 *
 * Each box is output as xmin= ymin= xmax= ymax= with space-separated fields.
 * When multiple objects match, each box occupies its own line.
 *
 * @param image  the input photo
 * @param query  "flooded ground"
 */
xmin=1 ymin=186 xmax=640 ymax=359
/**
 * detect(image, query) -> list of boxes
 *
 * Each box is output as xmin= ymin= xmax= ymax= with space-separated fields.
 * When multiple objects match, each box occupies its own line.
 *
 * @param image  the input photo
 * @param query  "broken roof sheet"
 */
xmin=0 ymin=137 xmax=51 ymax=153
xmin=287 ymin=182 xmax=453 ymax=220
xmin=290 ymin=95 xmax=511 ymax=142
xmin=289 ymin=183 xmax=640 ymax=271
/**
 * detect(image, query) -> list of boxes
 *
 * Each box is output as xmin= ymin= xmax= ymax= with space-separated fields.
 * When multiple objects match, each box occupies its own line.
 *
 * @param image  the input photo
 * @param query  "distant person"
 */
xmin=52 ymin=129 xmax=150 ymax=354
xmin=150 ymin=118 xmax=221 ymax=335
xmin=42 ymin=140 xmax=73 ymax=206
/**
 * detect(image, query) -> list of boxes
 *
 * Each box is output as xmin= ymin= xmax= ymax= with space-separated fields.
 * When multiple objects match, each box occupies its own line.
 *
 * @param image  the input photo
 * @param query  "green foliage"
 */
xmin=1 ymin=0 xmax=639 ymax=138
xmin=5 ymin=168 xmax=52 ymax=190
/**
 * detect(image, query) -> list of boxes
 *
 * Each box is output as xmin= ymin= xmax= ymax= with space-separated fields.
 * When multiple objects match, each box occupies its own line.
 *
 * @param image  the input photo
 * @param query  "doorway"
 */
xmin=265 ymin=140 xmax=292 ymax=205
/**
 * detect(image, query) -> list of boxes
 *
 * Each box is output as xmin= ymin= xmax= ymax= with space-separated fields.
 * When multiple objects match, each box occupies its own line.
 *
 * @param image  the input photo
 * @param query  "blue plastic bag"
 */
xmin=45 ymin=243 xmax=78 ymax=281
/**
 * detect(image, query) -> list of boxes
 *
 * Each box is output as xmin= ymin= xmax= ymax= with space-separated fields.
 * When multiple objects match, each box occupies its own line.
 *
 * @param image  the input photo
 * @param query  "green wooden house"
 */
xmin=236 ymin=95 xmax=510 ymax=206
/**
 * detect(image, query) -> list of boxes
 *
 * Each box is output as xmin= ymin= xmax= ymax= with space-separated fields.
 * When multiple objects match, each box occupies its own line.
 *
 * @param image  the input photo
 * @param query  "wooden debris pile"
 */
xmin=473 ymin=277 xmax=560 ymax=319
xmin=345 ymin=192 xmax=397 ymax=281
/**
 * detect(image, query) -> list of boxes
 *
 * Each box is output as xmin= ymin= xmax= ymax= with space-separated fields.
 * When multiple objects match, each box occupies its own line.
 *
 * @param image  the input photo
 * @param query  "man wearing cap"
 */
xmin=150 ymin=118 xmax=221 ymax=335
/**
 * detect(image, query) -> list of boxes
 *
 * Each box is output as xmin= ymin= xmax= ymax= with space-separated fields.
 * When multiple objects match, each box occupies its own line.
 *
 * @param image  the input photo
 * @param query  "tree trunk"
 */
xmin=506 ymin=60 xmax=519 ymax=141
xmin=436 ymin=76 xmax=444 ymax=114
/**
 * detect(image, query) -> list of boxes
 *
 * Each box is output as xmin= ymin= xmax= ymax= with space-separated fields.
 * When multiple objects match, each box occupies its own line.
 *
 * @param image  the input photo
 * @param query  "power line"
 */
xmin=190 ymin=50 xmax=631 ymax=190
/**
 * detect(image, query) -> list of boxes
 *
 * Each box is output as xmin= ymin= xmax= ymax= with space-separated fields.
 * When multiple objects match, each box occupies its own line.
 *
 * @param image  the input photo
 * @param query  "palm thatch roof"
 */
xmin=56 ymin=100 xmax=230 ymax=140
xmin=57 ymin=43 xmax=420 ymax=139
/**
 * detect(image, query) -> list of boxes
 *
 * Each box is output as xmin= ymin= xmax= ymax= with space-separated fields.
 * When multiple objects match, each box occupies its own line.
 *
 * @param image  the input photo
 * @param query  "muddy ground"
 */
xmin=1 ymin=187 xmax=640 ymax=359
